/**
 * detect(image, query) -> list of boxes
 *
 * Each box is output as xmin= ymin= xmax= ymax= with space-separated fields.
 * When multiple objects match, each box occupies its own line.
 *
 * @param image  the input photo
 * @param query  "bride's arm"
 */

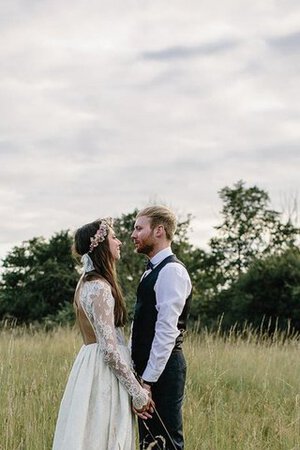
xmin=88 ymin=281 xmax=149 ymax=410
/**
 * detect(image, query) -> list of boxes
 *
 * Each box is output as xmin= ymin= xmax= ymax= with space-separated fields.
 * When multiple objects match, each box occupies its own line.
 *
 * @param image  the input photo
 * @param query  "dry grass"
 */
xmin=1 ymin=325 xmax=300 ymax=449
xmin=184 ymin=328 xmax=300 ymax=449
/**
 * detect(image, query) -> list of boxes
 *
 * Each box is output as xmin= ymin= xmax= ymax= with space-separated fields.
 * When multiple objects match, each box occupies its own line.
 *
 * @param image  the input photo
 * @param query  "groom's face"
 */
xmin=131 ymin=215 xmax=155 ymax=255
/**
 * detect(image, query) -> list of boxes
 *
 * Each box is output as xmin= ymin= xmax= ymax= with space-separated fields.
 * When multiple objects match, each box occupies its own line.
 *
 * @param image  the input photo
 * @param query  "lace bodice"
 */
xmin=79 ymin=279 xmax=148 ymax=410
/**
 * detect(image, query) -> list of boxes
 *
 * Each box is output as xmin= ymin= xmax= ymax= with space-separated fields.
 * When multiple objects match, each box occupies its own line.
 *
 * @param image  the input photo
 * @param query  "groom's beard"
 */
xmin=134 ymin=230 xmax=155 ymax=256
xmin=136 ymin=242 xmax=154 ymax=255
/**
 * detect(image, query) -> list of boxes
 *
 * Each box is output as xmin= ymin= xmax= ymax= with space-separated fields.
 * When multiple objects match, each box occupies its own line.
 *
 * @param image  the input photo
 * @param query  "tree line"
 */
xmin=0 ymin=180 xmax=299 ymax=332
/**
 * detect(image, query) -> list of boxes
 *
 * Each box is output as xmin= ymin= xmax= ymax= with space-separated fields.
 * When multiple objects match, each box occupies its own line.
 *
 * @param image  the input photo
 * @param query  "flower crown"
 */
xmin=88 ymin=217 xmax=113 ymax=253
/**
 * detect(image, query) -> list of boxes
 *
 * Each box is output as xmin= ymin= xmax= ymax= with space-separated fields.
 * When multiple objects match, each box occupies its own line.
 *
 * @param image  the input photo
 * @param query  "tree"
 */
xmin=0 ymin=210 xmax=199 ymax=325
xmin=1 ymin=188 xmax=298 ymax=329
xmin=209 ymin=180 xmax=299 ymax=285
xmin=0 ymin=231 xmax=78 ymax=324
xmin=217 ymin=248 xmax=300 ymax=332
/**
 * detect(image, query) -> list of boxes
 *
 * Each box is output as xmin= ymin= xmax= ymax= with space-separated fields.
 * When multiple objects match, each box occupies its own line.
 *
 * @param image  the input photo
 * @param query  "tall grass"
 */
xmin=184 ymin=325 xmax=300 ymax=449
xmin=1 ymin=324 xmax=300 ymax=449
xmin=0 ymin=325 xmax=78 ymax=450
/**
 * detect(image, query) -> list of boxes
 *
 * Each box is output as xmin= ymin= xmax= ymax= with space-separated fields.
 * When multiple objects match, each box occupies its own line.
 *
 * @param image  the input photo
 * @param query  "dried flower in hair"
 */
xmin=88 ymin=218 xmax=113 ymax=253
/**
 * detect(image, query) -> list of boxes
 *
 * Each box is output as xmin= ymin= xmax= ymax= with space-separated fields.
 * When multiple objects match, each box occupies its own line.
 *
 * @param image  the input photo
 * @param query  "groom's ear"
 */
xmin=154 ymin=224 xmax=165 ymax=238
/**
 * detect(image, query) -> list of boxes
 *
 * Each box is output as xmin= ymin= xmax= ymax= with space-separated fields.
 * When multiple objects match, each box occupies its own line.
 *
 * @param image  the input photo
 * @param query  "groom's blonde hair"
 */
xmin=137 ymin=205 xmax=177 ymax=241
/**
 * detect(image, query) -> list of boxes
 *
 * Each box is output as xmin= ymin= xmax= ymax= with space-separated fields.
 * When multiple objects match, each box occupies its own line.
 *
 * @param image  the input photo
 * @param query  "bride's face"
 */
xmin=107 ymin=228 xmax=122 ymax=261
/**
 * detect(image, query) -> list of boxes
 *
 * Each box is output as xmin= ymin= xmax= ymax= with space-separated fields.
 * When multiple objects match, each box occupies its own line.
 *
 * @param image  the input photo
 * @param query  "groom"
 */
xmin=131 ymin=206 xmax=192 ymax=450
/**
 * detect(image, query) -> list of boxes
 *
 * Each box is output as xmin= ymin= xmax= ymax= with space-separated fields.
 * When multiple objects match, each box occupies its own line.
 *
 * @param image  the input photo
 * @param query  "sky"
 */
xmin=0 ymin=0 xmax=299 ymax=261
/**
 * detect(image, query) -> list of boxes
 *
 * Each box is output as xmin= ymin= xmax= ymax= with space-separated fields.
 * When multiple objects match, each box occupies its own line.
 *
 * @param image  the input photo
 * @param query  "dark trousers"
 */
xmin=138 ymin=350 xmax=186 ymax=450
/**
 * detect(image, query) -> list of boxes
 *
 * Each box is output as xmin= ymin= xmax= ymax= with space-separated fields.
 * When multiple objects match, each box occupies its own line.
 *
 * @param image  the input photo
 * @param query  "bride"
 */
xmin=52 ymin=217 xmax=152 ymax=450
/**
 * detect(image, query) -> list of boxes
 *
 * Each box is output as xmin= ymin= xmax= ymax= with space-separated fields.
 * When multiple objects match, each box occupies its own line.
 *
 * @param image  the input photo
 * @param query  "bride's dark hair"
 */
xmin=73 ymin=219 xmax=127 ymax=327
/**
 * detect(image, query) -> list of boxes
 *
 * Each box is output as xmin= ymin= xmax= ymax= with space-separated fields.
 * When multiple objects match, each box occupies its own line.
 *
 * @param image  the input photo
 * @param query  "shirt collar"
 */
xmin=150 ymin=247 xmax=173 ymax=268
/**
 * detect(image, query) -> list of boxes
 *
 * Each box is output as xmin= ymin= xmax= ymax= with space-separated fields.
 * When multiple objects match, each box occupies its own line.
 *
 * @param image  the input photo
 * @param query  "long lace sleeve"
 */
xmin=82 ymin=280 xmax=149 ymax=410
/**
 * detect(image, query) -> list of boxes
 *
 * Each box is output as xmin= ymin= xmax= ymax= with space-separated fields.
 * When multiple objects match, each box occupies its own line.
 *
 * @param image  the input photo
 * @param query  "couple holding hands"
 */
xmin=52 ymin=205 xmax=192 ymax=450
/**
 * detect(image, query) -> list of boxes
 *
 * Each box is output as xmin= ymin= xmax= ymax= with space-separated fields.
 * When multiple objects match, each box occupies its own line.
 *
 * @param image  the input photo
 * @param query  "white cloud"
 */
xmin=0 ymin=0 xmax=299 ymax=260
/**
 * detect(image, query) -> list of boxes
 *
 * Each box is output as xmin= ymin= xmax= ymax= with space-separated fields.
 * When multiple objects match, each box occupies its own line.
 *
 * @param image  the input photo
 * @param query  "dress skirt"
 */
xmin=52 ymin=343 xmax=136 ymax=450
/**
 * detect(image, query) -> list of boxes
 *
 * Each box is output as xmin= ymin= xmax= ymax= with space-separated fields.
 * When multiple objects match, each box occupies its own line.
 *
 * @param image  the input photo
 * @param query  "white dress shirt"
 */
xmin=141 ymin=247 xmax=192 ymax=383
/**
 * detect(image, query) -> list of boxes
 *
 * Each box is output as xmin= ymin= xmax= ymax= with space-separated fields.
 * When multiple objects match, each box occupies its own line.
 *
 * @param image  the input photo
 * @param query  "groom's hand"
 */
xmin=132 ymin=398 xmax=154 ymax=420
xmin=142 ymin=381 xmax=152 ymax=392
xmin=132 ymin=382 xmax=155 ymax=419
xmin=141 ymin=382 xmax=155 ymax=414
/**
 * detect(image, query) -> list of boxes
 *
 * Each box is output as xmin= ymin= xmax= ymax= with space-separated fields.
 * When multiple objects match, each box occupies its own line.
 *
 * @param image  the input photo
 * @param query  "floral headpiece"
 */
xmin=88 ymin=217 xmax=113 ymax=253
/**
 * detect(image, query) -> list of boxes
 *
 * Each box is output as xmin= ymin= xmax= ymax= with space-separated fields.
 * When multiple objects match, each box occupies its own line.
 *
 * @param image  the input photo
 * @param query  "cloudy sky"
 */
xmin=1 ymin=0 xmax=299 ymax=261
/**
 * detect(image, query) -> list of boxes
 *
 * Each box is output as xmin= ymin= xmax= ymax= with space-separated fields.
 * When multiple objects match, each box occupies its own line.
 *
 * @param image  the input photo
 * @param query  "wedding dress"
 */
xmin=52 ymin=278 xmax=148 ymax=450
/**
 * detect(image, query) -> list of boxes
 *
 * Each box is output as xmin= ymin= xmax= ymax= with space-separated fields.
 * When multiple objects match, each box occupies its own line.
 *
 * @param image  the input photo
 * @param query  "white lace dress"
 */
xmin=52 ymin=280 xmax=148 ymax=450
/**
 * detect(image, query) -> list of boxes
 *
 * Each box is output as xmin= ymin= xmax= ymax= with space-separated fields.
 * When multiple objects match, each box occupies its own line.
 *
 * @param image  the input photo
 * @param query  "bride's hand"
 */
xmin=132 ymin=397 xmax=155 ymax=420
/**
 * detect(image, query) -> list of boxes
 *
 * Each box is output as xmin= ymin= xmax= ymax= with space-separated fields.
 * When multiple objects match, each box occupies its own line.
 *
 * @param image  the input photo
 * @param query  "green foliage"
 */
xmin=183 ymin=248 xmax=219 ymax=323
xmin=0 ymin=182 xmax=299 ymax=330
xmin=217 ymin=248 xmax=300 ymax=331
xmin=0 ymin=231 xmax=78 ymax=324
xmin=185 ymin=181 xmax=299 ymax=328
xmin=209 ymin=180 xmax=298 ymax=285
xmin=44 ymin=302 xmax=76 ymax=329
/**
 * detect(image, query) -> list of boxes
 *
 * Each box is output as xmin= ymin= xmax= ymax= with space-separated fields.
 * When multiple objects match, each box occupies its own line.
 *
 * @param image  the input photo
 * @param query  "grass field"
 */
xmin=1 ymin=325 xmax=300 ymax=450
